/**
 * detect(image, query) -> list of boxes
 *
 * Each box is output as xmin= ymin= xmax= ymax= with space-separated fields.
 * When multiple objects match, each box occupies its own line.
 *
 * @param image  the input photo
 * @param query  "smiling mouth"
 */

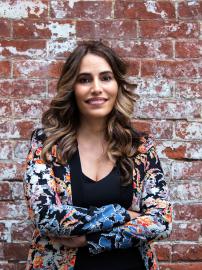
xmin=85 ymin=98 xmax=108 ymax=105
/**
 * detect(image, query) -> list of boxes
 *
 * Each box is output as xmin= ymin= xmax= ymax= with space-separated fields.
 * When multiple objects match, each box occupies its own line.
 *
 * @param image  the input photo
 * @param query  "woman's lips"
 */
xmin=85 ymin=98 xmax=108 ymax=105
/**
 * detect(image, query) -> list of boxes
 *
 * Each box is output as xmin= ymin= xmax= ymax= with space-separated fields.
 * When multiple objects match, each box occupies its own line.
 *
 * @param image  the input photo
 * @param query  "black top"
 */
xmin=69 ymin=150 xmax=145 ymax=270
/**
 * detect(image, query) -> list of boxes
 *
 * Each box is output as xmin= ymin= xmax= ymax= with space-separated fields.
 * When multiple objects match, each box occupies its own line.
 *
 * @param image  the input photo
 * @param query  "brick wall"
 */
xmin=0 ymin=0 xmax=201 ymax=269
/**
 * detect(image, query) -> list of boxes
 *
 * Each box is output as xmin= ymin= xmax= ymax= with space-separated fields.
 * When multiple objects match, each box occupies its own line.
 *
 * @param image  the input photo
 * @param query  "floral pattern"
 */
xmin=24 ymin=128 xmax=172 ymax=270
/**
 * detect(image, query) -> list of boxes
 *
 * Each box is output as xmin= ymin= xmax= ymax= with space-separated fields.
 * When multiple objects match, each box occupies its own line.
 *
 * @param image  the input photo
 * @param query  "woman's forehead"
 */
xmin=78 ymin=53 xmax=112 ymax=74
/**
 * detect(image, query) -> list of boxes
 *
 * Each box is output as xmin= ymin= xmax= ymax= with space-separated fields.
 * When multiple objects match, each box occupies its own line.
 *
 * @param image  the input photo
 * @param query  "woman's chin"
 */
xmin=83 ymin=111 xmax=111 ymax=120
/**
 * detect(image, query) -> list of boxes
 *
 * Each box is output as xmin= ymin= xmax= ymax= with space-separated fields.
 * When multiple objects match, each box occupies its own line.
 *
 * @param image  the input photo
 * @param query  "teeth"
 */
xmin=87 ymin=99 xmax=106 ymax=104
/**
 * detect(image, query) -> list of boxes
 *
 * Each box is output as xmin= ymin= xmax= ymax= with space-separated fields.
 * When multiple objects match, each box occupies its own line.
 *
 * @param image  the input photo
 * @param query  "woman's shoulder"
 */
xmin=26 ymin=128 xmax=46 ymax=162
xmin=131 ymin=127 xmax=155 ymax=155
xmin=134 ymin=134 xmax=161 ymax=172
xmin=28 ymin=128 xmax=47 ymax=156
xmin=29 ymin=128 xmax=58 ymax=162
xmin=137 ymin=134 xmax=156 ymax=154
xmin=30 ymin=128 xmax=46 ymax=144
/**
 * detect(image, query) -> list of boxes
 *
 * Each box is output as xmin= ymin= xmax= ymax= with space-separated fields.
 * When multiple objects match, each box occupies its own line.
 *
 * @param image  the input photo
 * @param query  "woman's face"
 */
xmin=74 ymin=53 xmax=118 ymax=121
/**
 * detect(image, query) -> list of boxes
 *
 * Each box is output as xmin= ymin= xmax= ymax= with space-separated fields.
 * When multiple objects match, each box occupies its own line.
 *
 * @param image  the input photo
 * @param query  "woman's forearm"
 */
xmin=49 ymin=211 xmax=141 ymax=249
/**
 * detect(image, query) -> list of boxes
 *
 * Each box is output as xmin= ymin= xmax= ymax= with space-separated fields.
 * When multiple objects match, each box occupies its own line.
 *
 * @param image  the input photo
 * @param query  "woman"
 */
xmin=24 ymin=41 xmax=172 ymax=270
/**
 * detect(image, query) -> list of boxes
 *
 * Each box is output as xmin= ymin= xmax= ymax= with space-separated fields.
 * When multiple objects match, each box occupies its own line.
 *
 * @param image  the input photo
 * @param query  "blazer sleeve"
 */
xmin=87 ymin=143 xmax=172 ymax=254
xmin=23 ymin=129 xmax=130 ymax=238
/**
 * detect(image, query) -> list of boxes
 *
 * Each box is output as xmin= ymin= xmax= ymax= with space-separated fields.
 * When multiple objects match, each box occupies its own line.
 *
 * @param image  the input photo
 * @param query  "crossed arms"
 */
xmin=23 ymin=129 xmax=172 ymax=254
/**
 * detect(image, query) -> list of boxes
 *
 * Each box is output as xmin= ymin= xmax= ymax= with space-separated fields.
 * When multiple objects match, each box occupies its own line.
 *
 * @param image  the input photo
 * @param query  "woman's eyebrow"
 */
xmin=77 ymin=72 xmax=91 ymax=77
xmin=78 ymin=71 xmax=113 ymax=76
xmin=100 ymin=71 xmax=113 ymax=75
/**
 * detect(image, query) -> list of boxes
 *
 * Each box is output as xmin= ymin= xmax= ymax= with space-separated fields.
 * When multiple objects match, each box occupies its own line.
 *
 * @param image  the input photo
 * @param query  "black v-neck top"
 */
xmin=69 ymin=150 xmax=145 ymax=270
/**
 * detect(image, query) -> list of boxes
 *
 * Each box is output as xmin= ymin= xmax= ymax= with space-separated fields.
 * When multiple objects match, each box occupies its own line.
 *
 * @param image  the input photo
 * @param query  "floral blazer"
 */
xmin=23 ymin=128 xmax=172 ymax=270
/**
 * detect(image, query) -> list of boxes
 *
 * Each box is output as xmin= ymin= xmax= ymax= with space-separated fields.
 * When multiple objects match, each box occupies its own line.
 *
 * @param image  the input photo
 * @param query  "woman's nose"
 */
xmin=91 ymin=79 xmax=102 ymax=94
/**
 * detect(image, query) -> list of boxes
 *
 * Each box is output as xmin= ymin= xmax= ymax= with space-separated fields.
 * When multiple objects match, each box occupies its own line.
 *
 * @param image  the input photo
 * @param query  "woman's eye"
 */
xmin=78 ymin=77 xmax=91 ymax=84
xmin=102 ymin=75 xmax=112 ymax=81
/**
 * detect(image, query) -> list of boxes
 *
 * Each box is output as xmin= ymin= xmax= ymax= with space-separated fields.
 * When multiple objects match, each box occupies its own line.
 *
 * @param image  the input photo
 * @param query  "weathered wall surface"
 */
xmin=0 ymin=1 xmax=201 ymax=269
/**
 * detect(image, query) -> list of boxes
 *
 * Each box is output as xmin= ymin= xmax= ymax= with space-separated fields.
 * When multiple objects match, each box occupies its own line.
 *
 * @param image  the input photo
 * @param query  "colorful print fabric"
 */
xmin=23 ymin=128 xmax=172 ymax=270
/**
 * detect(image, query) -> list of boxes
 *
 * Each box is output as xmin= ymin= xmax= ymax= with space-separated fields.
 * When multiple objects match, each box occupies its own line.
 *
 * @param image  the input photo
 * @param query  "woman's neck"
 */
xmin=77 ymin=117 xmax=107 ymax=144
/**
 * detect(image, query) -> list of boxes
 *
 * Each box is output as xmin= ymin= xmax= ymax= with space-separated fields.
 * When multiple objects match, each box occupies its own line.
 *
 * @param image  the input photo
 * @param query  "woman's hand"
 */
xmin=128 ymin=210 xmax=141 ymax=220
xmin=50 ymin=235 xmax=87 ymax=248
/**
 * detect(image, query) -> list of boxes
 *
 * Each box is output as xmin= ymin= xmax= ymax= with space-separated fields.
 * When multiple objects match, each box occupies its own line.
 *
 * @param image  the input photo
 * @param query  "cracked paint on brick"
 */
xmin=0 ymin=0 xmax=47 ymax=19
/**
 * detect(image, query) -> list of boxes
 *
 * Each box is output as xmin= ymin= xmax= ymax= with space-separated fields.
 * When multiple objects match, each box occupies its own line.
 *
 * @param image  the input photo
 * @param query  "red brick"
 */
xmin=0 ymin=19 xmax=11 ymax=38
xmin=0 ymin=121 xmax=13 ymax=139
xmin=114 ymin=1 xmax=175 ymax=19
xmin=0 ymin=0 xmax=48 ymax=19
xmin=13 ymin=99 xmax=48 ymax=118
xmin=198 ymin=62 xmax=202 ymax=77
xmin=163 ymin=145 xmax=186 ymax=160
xmin=0 ymin=80 xmax=12 ymax=97
xmin=0 ymin=99 xmax=12 ymax=117
xmin=15 ymin=161 xmax=27 ymax=180
xmin=13 ymin=59 xmax=47 ymax=78
xmin=0 ymin=161 xmax=24 ymax=180
xmin=141 ymin=60 xmax=200 ymax=78
xmin=0 ymin=61 xmax=11 ymax=78
xmin=16 ymin=263 xmax=26 ymax=270
xmin=132 ymin=120 xmax=151 ymax=134
xmin=0 ymin=141 xmax=13 ymax=159
xmin=169 ymin=222 xmax=201 ymax=241
xmin=10 ymin=79 xmax=46 ymax=98
xmin=111 ymin=40 xmax=172 ymax=58
xmin=178 ymin=1 xmax=202 ymax=19
xmin=0 ymin=262 xmax=27 ymax=270
xmin=153 ymin=244 xmax=171 ymax=261
xmin=13 ymin=120 xmax=39 ymax=139
xmin=175 ymin=121 xmax=202 ymax=140
xmin=13 ymin=60 xmax=64 ymax=78
xmin=160 ymin=263 xmax=202 ymax=270
xmin=3 ymin=242 xmax=29 ymax=260
xmin=174 ymin=204 xmax=202 ymax=220
xmin=132 ymin=120 xmax=173 ymax=139
xmin=135 ymin=99 xmax=201 ymax=119
xmin=139 ymin=21 xmax=199 ymax=38
xmin=0 ymin=263 xmax=17 ymax=270
xmin=0 ymin=120 xmax=38 ymax=140
xmin=48 ymin=39 xmax=76 ymax=58
xmin=135 ymin=78 xmax=174 ymax=97
xmin=176 ymin=81 xmax=202 ymax=99
xmin=0 ymin=222 xmax=9 ymax=241
xmin=50 ymin=0 xmax=112 ymax=19
xmin=158 ymin=141 xmax=202 ymax=160
xmin=14 ymin=141 xmax=30 ymax=160
xmin=0 ymin=201 xmax=28 ymax=220
xmin=172 ymin=244 xmax=202 ymax=261
xmin=0 ymin=40 xmax=46 ymax=59
xmin=125 ymin=59 xmax=140 ymax=76
xmin=0 ymin=182 xmax=11 ymax=200
xmin=172 ymin=161 xmax=202 ymax=180
xmin=0 ymin=162 xmax=16 ymax=180
xmin=159 ymin=159 xmax=172 ymax=180
xmin=11 ymin=222 xmax=33 ymax=242
xmin=0 ymin=243 xmax=3 ymax=258
xmin=76 ymin=20 xmax=137 ymax=39
xmin=175 ymin=41 xmax=202 ymax=58
xmin=13 ymin=19 xmax=75 ymax=39
xmin=170 ymin=182 xmax=202 ymax=201
xmin=47 ymin=79 xmax=57 ymax=98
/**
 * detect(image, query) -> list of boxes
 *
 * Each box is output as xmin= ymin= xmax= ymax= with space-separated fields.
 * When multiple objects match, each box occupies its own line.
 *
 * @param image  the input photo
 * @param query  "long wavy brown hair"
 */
xmin=41 ymin=41 xmax=145 ymax=186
